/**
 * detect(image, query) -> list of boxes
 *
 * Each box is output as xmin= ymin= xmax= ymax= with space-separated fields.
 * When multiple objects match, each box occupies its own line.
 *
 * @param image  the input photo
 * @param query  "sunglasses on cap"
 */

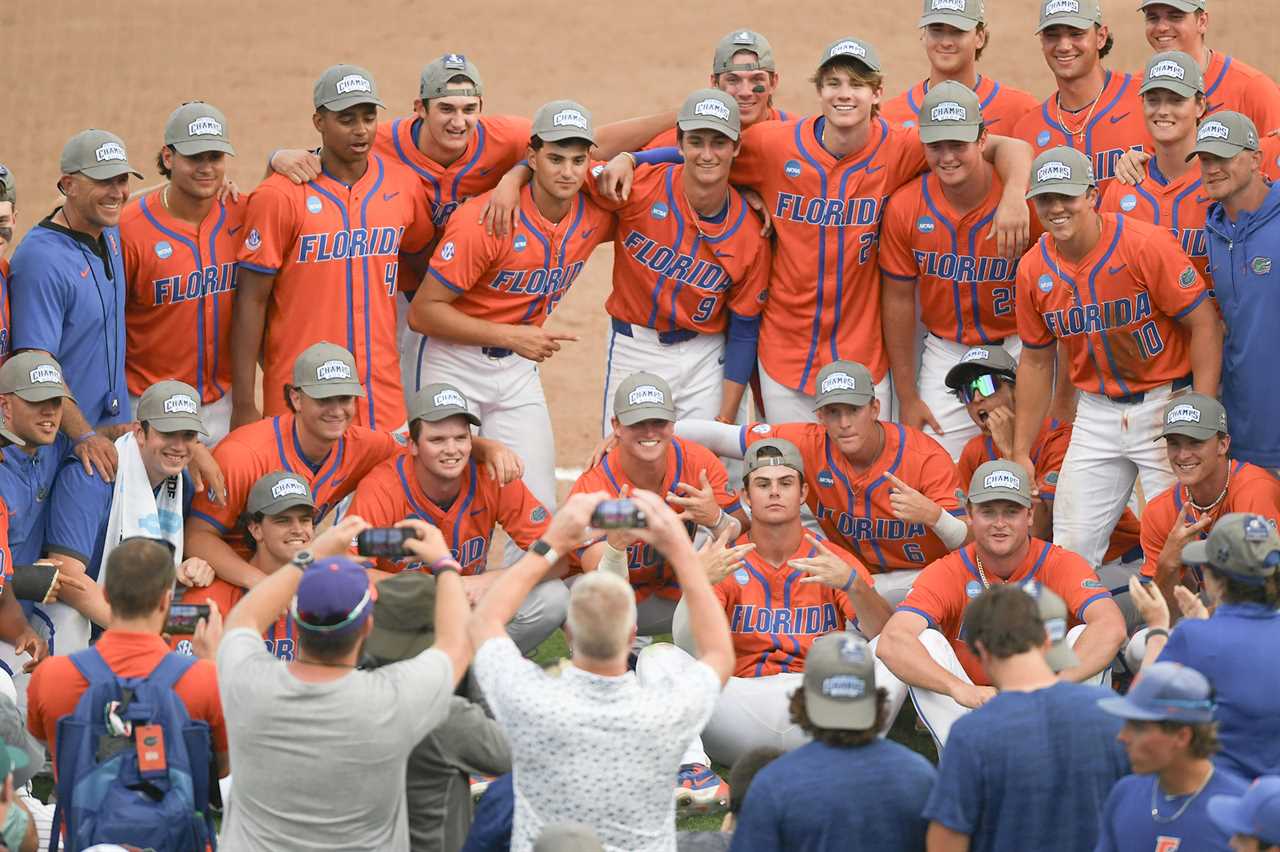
xmin=955 ymin=374 xmax=1005 ymax=404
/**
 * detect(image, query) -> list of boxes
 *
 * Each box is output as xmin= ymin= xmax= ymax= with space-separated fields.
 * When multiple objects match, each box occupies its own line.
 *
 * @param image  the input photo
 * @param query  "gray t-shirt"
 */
xmin=216 ymin=627 xmax=453 ymax=851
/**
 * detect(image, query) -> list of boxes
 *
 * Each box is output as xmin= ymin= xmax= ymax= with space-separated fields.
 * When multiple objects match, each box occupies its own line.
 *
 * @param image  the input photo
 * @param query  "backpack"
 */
xmin=50 ymin=647 xmax=216 ymax=852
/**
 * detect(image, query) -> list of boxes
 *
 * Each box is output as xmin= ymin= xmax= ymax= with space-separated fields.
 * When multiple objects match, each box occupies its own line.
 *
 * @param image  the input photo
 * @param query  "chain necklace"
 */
xmin=975 ymin=553 xmax=992 ymax=588
xmin=1185 ymin=464 xmax=1231 ymax=514
xmin=161 ymin=184 xmax=170 ymax=210
xmin=1055 ymin=84 xmax=1104 ymax=142
xmin=1151 ymin=766 xmax=1214 ymax=823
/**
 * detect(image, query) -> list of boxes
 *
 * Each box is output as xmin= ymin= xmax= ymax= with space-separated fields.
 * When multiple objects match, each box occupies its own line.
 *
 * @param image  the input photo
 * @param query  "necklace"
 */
xmin=975 ymin=553 xmax=992 ymax=588
xmin=1151 ymin=766 xmax=1214 ymax=823
xmin=1186 ymin=465 xmax=1231 ymax=514
xmin=161 ymin=184 xmax=170 ymax=211
xmin=1054 ymin=84 xmax=1104 ymax=142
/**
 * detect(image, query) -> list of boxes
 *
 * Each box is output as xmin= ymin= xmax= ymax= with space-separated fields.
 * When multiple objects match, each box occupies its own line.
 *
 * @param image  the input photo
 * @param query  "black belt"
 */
xmin=611 ymin=318 xmax=698 ymax=346
xmin=481 ymin=347 xmax=513 ymax=359
xmin=1107 ymin=375 xmax=1192 ymax=405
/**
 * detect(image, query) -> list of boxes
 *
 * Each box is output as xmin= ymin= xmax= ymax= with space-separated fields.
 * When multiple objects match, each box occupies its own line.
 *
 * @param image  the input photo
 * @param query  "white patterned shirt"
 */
xmin=473 ymin=638 xmax=720 ymax=852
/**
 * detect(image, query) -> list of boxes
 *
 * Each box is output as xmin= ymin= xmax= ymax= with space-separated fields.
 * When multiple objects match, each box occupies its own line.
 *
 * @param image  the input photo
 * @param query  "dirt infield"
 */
xmin=4 ymin=0 xmax=1275 ymax=483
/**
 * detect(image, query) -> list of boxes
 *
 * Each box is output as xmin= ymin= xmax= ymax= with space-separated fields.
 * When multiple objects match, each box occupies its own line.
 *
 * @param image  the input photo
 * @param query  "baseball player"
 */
xmin=608 ymin=37 xmax=1034 ymax=422
xmin=1140 ymin=0 xmax=1280 ymax=133
xmin=874 ymin=460 xmax=1126 ymax=747
xmin=1100 ymin=52 xmax=1213 ymax=281
xmin=121 ymin=102 xmax=241 ymax=445
xmin=1014 ymin=146 xmax=1222 ymax=570
xmin=346 ymin=382 xmax=568 ymax=654
xmin=1013 ymin=0 xmax=1153 ymax=191
xmin=409 ymin=100 xmax=615 ymax=509
xmin=1208 ymin=775 xmax=1280 ymax=852
xmin=0 ymin=163 xmax=16 ymax=361
xmin=880 ymin=0 xmax=1039 ymax=133
xmin=571 ymin=373 xmax=745 ymax=635
xmin=1140 ymin=394 xmax=1280 ymax=614
xmin=677 ymin=360 xmax=968 ymax=605
xmin=233 ymin=64 xmax=435 ymax=432
xmin=881 ymin=81 xmax=1040 ymax=460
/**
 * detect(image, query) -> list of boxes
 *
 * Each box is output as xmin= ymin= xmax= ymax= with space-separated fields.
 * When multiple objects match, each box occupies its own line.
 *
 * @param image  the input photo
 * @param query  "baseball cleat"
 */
xmin=675 ymin=763 xmax=730 ymax=812
xmin=470 ymin=773 xmax=496 ymax=800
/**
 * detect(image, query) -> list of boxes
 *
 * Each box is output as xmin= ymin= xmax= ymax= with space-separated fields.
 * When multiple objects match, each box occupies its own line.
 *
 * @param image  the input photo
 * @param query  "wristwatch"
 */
xmin=290 ymin=550 xmax=315 ymax=569
xmin=529 ymin=539 xmax=560 ymax=565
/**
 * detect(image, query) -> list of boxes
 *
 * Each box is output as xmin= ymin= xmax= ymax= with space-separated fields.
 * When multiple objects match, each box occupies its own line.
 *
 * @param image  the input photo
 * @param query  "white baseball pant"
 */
xmin=758 ymin=363 xmax=894 ymax=424
xmin=131 ymin=391 xmax=233 ymax=448
xmin=505 ymin=579 xmax=571 ymax=655
xmin=600 ymin=322 xmax=728 ymax=436
xmin=1053 ymin=383 xmax=1184 ymax=568
xmin=917 ymin=334 xmax=1022 ymax=460
xmin=870 ymin=568 xmax=924 ymax=609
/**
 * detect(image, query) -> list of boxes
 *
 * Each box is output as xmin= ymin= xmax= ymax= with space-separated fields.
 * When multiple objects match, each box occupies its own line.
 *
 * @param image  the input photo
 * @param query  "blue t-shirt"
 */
xmin=8 ymin=215 xmax=130 ymax=427
xmin=461 ymin=773 xmax=513 ymax=852
xmin=0 ymin=436 xmax=74 ymax=565
xmin=45 ymin=459 xmax=195 ymax=580
xmin=1160 ymin=603 xmax=1280 ymax=779
xmin=730 ymin=738 xmax=936 ymax=852
xmin=1095 ymin=769 xmax=1245 ymax=852
xmin=924 ymin=682 xmax=1130 ymax=852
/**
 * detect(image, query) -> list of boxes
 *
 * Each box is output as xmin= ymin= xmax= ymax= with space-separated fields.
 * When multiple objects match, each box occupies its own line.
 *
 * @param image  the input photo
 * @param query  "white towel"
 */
xmin=97 ymin=430 xmax=185 ymax=584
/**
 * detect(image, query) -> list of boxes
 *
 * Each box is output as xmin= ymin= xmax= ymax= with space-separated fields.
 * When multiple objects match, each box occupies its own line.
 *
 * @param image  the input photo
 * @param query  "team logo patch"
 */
xmin=627 ymin=384 xmax=665 ymax=406
xmin=1044 ymin=615 xmax=1067 ymax=643
xmin=1198 ymin=121 xmax=1230 ymax=141
xmin=271 ymin=478 xmax=308 ymax=500
xmin=94 ymin=142 xmax=126 ymax=163
xmin=931 ymin=0 xmax=967 ymax=10
xmin=693 ymin=98 xmax=732 ymax=121
xmin=1045 ymin=0 xmax=1080 ymax=13
xmin=432 ymin=388 xmax=466 ymax=408
xmin=306 ymin=195 xmax=323 ymax=214
xmin=1120 ymin=194 xmax=1137 ymax=212
xmin=784 ymin=159 xmax=802 ymax=178
xmin=1252 ymin=256 xmax=1273 ymax=275
xmin=1036 ymin=161 xmax=1073 ymax=183
xmin=1244 ymin=514 xmax=1271 ymax=541
xmin=1167 ymin=403 xmax=1201 ymax=424
xmin=531 ymin=506 xmax=548 ymax=523
xmin=983 ymin=470 xmax=1021 ymax=490
xmin=837 ymin=636 xmax=868 ymax=664
xmin=176 ymin=639 xmax=194 ymax=656
xmin=1178 ymin=267 xmax=1196 ymax=288
xmin=443 ymin=53 xmax=467 ymax=68
xmin=245 ymin=228 xmax=262 ymax=251
xmin=821 ymin=674 xmax=867 ymax=699
xmin=917 ymin=216 xmax=935 ymax=233
xmin=1037 ymin=274 xmax=1054 ymax=293
xmin=1036 ymin=130 xmax=1051 ymax=147
xmin=440 ymin=241 xmax=456 ymax=262
xmin=819 ymin=372 xmax=856 ymax=394
xmin=187 ymin=117 xmax=224 ymax=137
xmin=961 ymin=347 xmax=990 ymax=363
xmin=316 ymin=359 xmax=352 ymax=381
xmin=1148 ymin=60 xmax=1186 ymax=81
xmin=162 ymin=394 xmax=198 ymax=415
xmin=734 ymin=568 xmax=750 ymax=585
xmin=650 ymin=202 xmax=669 ymax=220
xmin=1081 ymin=578 xmax=1104 ymax=589
xmin=827 ymin=40 xmax=867 ymax=60
xmin=751 ymin=423 xmax=772 ymax=435
xmin=817 ymin=469 xmax=835 ymax=488
xmin=965 ymin=580 xmax=983 ymax=598
xmin=335 ymin=74 xmax=372 ymax=95
xmin=930 ymin=101 xmax=967 ymax=123
xmin=1045 ymin=471 xmax=1059 ymax=485
xmin=734 ymin=30 xmax=754 ymax=42
xmin=28 ymin=365 xmax=61 ymax=384
xmin=513 ymin=234 xmax=527 ymax=252
xmin=552 ymin=109 xmax=588 ymax=130
xmin=154 ymin=240 xmax=173 ymax=259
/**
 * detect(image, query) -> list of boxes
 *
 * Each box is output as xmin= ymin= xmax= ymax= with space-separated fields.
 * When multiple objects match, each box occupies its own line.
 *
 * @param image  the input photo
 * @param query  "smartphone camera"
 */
xmin=165 ymin=603 xmax=211 ymax=635
xmin=357 ymin=528 xmax=422 ymax=559
xmin=590 ymin=499 xmax=647 ymax=529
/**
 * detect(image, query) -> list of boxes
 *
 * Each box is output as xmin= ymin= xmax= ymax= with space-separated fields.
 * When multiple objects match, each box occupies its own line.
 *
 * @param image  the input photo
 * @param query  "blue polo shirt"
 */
xmin=45 ymin=459 xmax=195 ymax=581
xmin=924 ymin=682 xmax=1130 ymax=852
xmin=0 ymin=436 xmax=74 ymax=565
xmin=1160 ymin=603 xmax=1280 ymax=779
xmin=7 ymin=213 xmax=130 ymax=427
xmin=1095 ymin=769 xmax=1245 ymax=852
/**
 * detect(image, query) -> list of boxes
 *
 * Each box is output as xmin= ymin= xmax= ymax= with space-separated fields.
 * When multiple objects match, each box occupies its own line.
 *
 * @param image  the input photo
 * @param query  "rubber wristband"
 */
xmin=429 ymin=557 xmax=462 ymax=576
xmin=75 ymin=430 xmax=98 ymax=447
xmin=1145 ymin=627 xmax=1169 ymax=640
xmin=841 ymin=569 xmax=857 ymax=592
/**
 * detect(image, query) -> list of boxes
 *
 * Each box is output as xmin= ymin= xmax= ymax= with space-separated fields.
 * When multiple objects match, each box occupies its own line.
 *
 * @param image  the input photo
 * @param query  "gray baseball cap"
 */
xmin=1158 ymin=393 xmax=1227 ymax=441
xmin=1140 ymin=51 xmax=1204 ymax=98
xmin=409 ymin=382 xmax=481 ymax=427
xmin=1189 ymin=111 xmax=1260 ymax=161
xmin=818 ymin=37 xmax=882 ymax=73
xmin=813 ymin=361 xmax=875 ymax=410
xmin=1020 ymin=581 xmax=1080 ymax=673
xmin=614 ymin=373 xmax=676 ymax=426
xmin=803 ymin=633 xmax=878 ymax=730
xmin=1182 ymin=512 xmax=1280 ymax=583
xmin=0 ymin=163 xmax=14 ymax=205
xmin=247 ymin=471 xmax=316 ymax=517
xmin=918 ymin=81 xmax=984 ymax=144
xmin=164 ymin=102 xmax=236 ymax=157
xmin=533 ymin=823 xmax=604 ymax=852
xmin=713 ymin=29 xmax=776 ymax=74
xmin=745 ymin=438 xmax=805 ymax=477
xmin=1138 ymin=0 xmax=1204 ymax=10
xmin=677 ymin=89 xmax=741 ymax=141
xmin=420 ymin=53 xmax=483 ymax=100
xmin=968 ymin=460 xmax=1033 ymax=508
xmin=1027 ymin=146 xmax=1096 ymax=198
xmin=920 ymin=0 xmax=986 ymax=30
xmin=136 ymin=380 xmax=208 ymax=436
xmin=59 ymin=129 xmax=144 ymax=181
xmin=0 ymin=352 xmax=76 ymax=403
xmin=531 ymin=100 xmax=595 ymax=145
xmin=291 ymin=342 xmax=365 ymax=399
xmin=945 ymin=345 xmax=1019 ymax=391
xmin=313 ymin=64 xmax=384 ymax=112
xmin=1036 ymin=0 xmax=1103 ymax=32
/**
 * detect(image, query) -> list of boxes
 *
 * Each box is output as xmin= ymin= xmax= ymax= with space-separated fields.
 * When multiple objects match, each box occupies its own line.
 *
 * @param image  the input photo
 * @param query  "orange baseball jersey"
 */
xmin=1013 ymin=71 xmax=1153 ymax=190
xmin=643 ymin=106 xmax=793 ymax=150
xmin=176 ymin=580 xmax=296 ymax=660
xmin=881 ymin=75 xmax=1040 ymax=134
xmin=1263 ymin=136 xmax=1280 ymax=182
xmin=0 ymin=495 xmax=13 ymax=591
xmin=237 ymin=155 xmax=435 ymax=430
xmin=1099 ymin=159 xmax=1210 ymax=282
xmin=1202 ymin=51 xmax=1280 ymax=134
xmin=1140 ymin=460 xmax=1280 ymax=578
xmin=189 ymin=414 xmax=403 ymax=557
xmin=121 ymin=190 xmax=244 ymax=402
xmin=959 ymin=418 xmax=1142 ymax=563
xmin=1016 ymin=214 xmax=1209 ymax=398
xmin=568 ymin=437 xmax=740 ymax=601
xmin=426 ymin=184 xmax=614 ymax=326
xmin=741 ymin=420 xmax=964 ymax=573
xmin=729 ymin=116 xmax=928 ymax=392
xmin=0 ymin=257 xmax=10 ymax=362
xmin=346 ymin=454 xmax=549 ymax=574
xmin=715 ymin=532 xmax=873 ymax=678
xmin=900 ymin=539 xmax=1109 ymax=685
xmin=880 ymin=171 xmax=1040 ymax=344
xmin=583 ymin=163 xmax=769 ymax=333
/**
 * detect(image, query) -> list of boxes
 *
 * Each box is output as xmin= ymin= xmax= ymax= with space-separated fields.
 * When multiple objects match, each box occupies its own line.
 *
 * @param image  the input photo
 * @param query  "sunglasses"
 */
xmin=955 ymin=374 xmax=1003 ymax=404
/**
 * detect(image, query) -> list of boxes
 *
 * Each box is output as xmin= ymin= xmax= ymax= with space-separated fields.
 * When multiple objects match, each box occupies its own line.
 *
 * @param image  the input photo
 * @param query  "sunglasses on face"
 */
xmin=956 ymin=374 xmax=1001 ymax=404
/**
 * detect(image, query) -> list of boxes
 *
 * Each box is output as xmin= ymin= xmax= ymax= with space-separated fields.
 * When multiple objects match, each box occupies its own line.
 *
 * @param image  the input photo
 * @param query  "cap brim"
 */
xmin=171 ymin=139 xmax=237 ymax=157
xmin=1138 ymin=0 xmax=1202 ymax=9
xmin=616 ymin=408 xmax=676 ymax=427
xmin=919 ymin=12 xmax=981 ymax=29
xmin=414 ymin=408 xmax=482 ymax=427
xmin=813 ymin=392 xmax=874 ymax=411
xmin=146 ymin=414 xmax=210 ymax=437
xmin=1036 ymin=15 xmax=1098 ymax=32
xmin=319 ymin=95 xmax=385 ymax=112
xmin=252 ymin=495 xmax=317 ymax=516
xmin=819 ymin=55 xmax=882 ymax=74
xmin=944 ymin=362 xmax=1014 ymax=391
xmin=919 ymin=123 xmax=983 ymax=145
xmin=1026 ymin=182 xmax=1092 ymax=199
xmin=78 ymin=163 xmax=144 ymax=181
xmin=1189 ymin=141 xmax=1251 ymax=161
xmin=1157 ymin=424 xmax=1219 ymax=441
xmin=298 ymin=382 xmax=366 ymax=399
xmin=1044 ymin=640 xmax=1079 ymax=673
xmin=1139 ymin=79 xmax=1200 ymax=99
xmin=675 ymin=119 xmax=740 ymax=141
xmin=1096 ymin=694 xmax=1169 ymax=720
xmin=364 ymin=625 xmax=434 ymax=663
xmin=12 ymin=385 xmax=74 ymax=403
xmin=968 ymin=491 xmax=1033 ymax=509
xmin=1181 ymin=539 xmax=1210 ymax=565
xmin=805 ymin=688 xmax=876 ymax=730
xmin=536 ymin=130 xmax=597 ymax=145
xmin=1206 ymin=796 xmax=1255 ymax=840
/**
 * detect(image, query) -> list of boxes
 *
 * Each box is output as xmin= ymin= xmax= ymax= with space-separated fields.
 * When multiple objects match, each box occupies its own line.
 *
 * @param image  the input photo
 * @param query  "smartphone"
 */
xmin=591 ymin=499 xmax=647 ymax=529
xmin=165 ymin=603 xmax=210 ymax=635
xmin=357 ymin=527 xmax=422 ymax=558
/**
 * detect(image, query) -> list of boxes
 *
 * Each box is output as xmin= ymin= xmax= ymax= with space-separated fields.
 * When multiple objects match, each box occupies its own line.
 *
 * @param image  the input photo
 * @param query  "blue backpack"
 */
xmin=50 ymin=647 xmax=216 ymax=852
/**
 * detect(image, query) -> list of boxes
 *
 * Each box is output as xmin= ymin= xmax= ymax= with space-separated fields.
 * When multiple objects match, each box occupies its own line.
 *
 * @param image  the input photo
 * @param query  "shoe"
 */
xmin=470 ymin=773 xmax=496 ymax=800
xmin=675 ymin=763 xmax=729 ymax=812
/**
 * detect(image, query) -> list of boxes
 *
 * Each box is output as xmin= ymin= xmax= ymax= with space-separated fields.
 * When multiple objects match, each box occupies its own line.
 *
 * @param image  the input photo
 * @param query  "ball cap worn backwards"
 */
xmin=292 ymin=342 xmax=365 ymax=399
xmin=1181 ymin=512 xmax=1280 ymax=584
xmin=420 ymin=53 xmax=483 ymax=100
xmin=677 ymin=89 xmax=741 ymax=141
xmin=136 ymin=380 xmax=208 ymax=436
xmin=918 ymin=80 xmax=984 ymax=145
xmin=804 ymin=633 xmax=878 ymax=730
xmin=60 ymin=129 xmax=144 ymax=182
xmin=314 ymin=63 xmax=384 ymax=112
xmin=920 ymin=0 xmax=985 ymax=30
xmin=967 ymin=459 xmax=1033 ymax=508
xmin=614 ymin=372 xmax=676 ymax=426
xmin=744 ymin=437 xmax=805 ymax=477
xmin=813 ymin=360 xmax=874 ymax=409
xmin=1158 ymin=392 xmax=1227 ymax=441
xmin=1027 ymin=146 xmax=1096 ymax=198
xmin=532 ymin=100 xmax=595 ymax=145
xmin=712 ymin=29 xmax=776 ymax=74
xmin=1189 ymin=110 xmax=1260 ymax=161
xmin=247 ymin=471 xmax=316 ymax=517
xmin=409 ymin=382 xmax=481 ymax=427
xmin=164 ymin=102 xmax=235 ymax=157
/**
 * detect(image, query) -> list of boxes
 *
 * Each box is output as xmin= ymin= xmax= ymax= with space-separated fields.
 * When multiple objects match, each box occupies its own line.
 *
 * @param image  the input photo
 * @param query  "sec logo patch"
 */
xmin=650 ymin=202 xmax=669 ymax=220
xmin=440 ymin=241 xmax=456 ymax=262
xmin=903 ymin=120 xmax=916 ymax=129
xmin=784 ymin=160 xmax=802 ymax=179
xmin=306 ymin=195 xmax=323 ymax=214
xmin=917 ymin=216 xmax=934 ymax=233
xmin=1120 ymin=194 xmax=1137 ymax=212
xmin=734 ymin=568 xmax=750 ymax=586
xmin=1036 ymin=130 xmax=1051 ymax=147
xmin=1037 ymin=274 xmax=1054 ymax=293
xmin=750 ymin=424 xmax=772 ymax=434
xmin=154 ymin=241 xmax=173 ymax=259
xmin=513 ymin=234 xmax=528 ymax=252
xmin=817 ymin=469 xmax=835 ymax=488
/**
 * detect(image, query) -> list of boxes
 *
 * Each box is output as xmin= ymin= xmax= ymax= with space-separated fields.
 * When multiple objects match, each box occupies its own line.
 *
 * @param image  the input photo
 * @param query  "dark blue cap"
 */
xmin=1097 ymin=661 xmax=1215 ymax=723
xmin=1208 ymin=776 xmax=1280 ymax=845
xmin=291 ymin=557 xmax=375 ymax=635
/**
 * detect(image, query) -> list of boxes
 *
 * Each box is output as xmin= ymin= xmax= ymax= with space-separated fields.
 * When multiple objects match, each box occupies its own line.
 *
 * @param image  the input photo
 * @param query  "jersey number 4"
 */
xmin=385 ymin=261 xmax=399 ymax=296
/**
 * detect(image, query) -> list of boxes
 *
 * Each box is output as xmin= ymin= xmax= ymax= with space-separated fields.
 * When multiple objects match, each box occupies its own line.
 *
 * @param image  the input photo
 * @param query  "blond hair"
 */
xmin=567 ymin=572 xmax=637 ymax=660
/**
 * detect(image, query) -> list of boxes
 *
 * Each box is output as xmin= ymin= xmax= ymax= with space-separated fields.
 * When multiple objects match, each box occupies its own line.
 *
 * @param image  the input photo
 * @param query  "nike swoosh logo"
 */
xmin=581 ymin=227 xmax=596 ymax=239
xmin=329 ymin=478 xmax=346 ymax=489
xmin=1106 ymin=264 xmax=1128 ymax=276
xmin=477 ymin=167 xmax=491 ymax=177
xmin=1108 ymin=113 xmax=1130 ymax=124
xmin=713 ymin=250 xmax=734 ymax=258
xmin=985 ymin=118 xmax=1002 ymax=127
xmin=227 ymin=225 xmax=242 ymax=236
xmin=382 ymin=192 xmax=400 ymax=202
xmin=1194 ymin=196 xmax=1210 ymax=204
xmin=866 ymin=165 xmax=884 ymax=174
xmin=469 ymin=508 xmax=485 ymax=516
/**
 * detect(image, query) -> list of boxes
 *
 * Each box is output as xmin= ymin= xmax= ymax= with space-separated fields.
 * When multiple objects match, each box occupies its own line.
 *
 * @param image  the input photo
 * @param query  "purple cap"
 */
xmin=1097 ymin=661 xmax=1215 ymax=723
xmin=291 ymin=557 xmax=375 ymax=635
xmin=1209 ymin=777 xmax=1280 ymax=845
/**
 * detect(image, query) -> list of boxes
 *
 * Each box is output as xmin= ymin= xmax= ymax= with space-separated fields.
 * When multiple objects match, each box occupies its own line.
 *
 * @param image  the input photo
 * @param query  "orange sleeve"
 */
xmin=1240 ymin=75 xmax=1280 ymax=136
xmin=725 ymin=221 xmax=771 ymax=319
xmin=178 ymin=662 xmax=229 ymax=753
xmin=898 ymin=560 xmax=962 ymax=629
xmin=728 ymin=122 xmax=772 ymax=188
xmin=496 ymin=479 xmax=552 ymax=550
xmin=426 ymin=203 xmax=499 ymax=295
xmin=1235 ymin=467 xmax=1280 ymax=521
xmin=878 ymin=183 xmax=920 ymax=280
xmin=1035 ymin=424 xmax=1072 ymax=499
xmin=400 ymin=175 xmax=436 ymax=255
xmin=345 ymin=465 xmax=406 ymax=528
xmin=1263 ymin=137 xmax=1280 ymax=182
xmin=1016 ymin=249 xmax=1055 ymax=348
xmin=889 ymin=125 xmax=929 ymax=189
xmin=915 ymin=436 xmax=964 ymax=514
xmin=957 ymin=437 xmax=986 ymax=492
xmin=581 ymin=161 xmax=636 ymax=213
xmin=189 ymin=438 xmax=261 ymax=534
xmin=0 ymin=498 xmax=12 ymax=589
xmin=1044 ymin=547 xmax=1111 ymax=621
xmin=237 ymin=182 xmax=298 ymax=275
xmin=1097 ymin=179 xmax=1124 ymax=215
xmin=1132 ymin=226 xmax=1208 ymax=319
xmin=1139 ymin=494 xmax=1175 ymax=579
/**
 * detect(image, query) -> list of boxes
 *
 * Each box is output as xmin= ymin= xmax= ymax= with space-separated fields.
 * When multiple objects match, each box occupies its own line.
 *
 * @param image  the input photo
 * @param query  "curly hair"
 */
xmin=789 ymin=686 xmax=888 ymax=747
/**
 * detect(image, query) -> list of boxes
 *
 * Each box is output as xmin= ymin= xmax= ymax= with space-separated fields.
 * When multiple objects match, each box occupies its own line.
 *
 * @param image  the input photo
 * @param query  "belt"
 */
xmin=481 ymin=347 xmax=513 ymax=359
xmin=611 ymin=318 xmax=699 ymax=346
xmin=1107 ymin=375 xmax=1192 ymax=405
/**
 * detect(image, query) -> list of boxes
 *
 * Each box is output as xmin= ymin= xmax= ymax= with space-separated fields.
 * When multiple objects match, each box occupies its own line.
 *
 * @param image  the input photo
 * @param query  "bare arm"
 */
xmin=981 ymin=134 xmax=1034 ymax=260
xmin=927 ymin=822 xmax=972 ymax=852
xmin=1180 ymin=301 xmax=1223 ymax=395
xmin=1056 ymin=597 xmax=1126 ymax=682
xmin=39 ymin=554 xmax=111 ymax=626
xmin=592 ymin=111 xmax=678 ymax=160
xmin=875 ymin=611 xmax=979 ymax=701
xmin=184 ymin=517 xmax=268 ymax=590
xmin=409 ymin=277 xmax=577 ymax=362
xmin=882 ymin=275 xmax=941 ymax=434
xmin=1012 ymin=343 xmax=1056 ymax=476
xmin=229 ymin=268 xmax=273 ymax=428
